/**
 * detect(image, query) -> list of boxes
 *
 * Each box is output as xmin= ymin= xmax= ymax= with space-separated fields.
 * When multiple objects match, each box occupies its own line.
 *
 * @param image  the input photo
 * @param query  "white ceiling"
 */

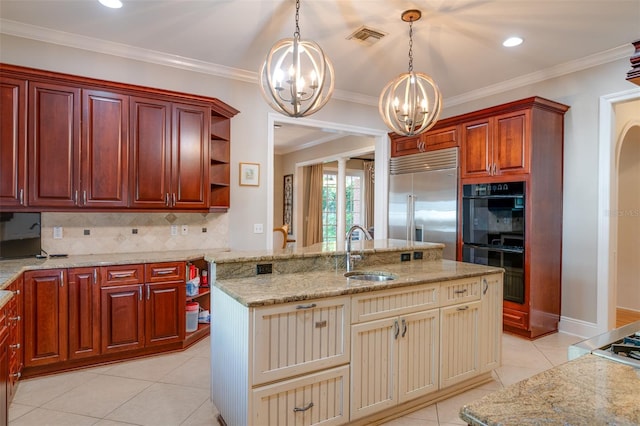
xmin=1 ymin=0 xmax=639 ymax=150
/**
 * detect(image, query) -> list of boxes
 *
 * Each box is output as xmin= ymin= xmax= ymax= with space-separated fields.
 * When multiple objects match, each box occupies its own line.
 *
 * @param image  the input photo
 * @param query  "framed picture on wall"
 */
xmin=239 ymin=162 xmax=260 ymax=186
xmin=283 ymin=174 xmax=293 ymax=235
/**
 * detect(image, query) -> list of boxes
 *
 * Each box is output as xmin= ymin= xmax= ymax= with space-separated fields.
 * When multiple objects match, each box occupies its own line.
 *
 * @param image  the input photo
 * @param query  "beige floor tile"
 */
xmin=159 ymin=356 xmax=211 ymax=389
xmin=42 ymin=374 xmax=152 ymax=418
xmin=7 ymin=403 xmax=35 ymax=423
xmin=382 ymin=417 xmax=440 ymax=426
xmin=104 ymin=382 xmax=209 ymax=426
xmin=180 ymin=399 xmax=219 ymax=426
xmin=12 ymin=371 xmax=100 ymax=407
xmin=103 ymin=352 xmax=191 ymax=382
xmin=402 ymin=404 xmax=438 ymax=420
xmin=9 ymin=407 xmax=99 ymax=426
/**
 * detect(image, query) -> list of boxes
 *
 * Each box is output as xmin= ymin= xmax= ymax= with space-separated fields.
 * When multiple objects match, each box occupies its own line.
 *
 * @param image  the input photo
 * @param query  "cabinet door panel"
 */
xmin=398 ymin=310 xmax=439 ymax=403
xmin=440 ymin=301 xmax=480 ymax=388
xmin=479 ymin=274 xmax=503 ymax=373
xmin=130 ymin=97 xmax=171 ymax=208
xmin=350 ymin=317 xmax=396 ymax=420
xmin=461 ymin=120 xmax=491 ymax=178
xmin=101 ymin=284 xmax=144 ymax=353
xmin=172 ymin=103 xmax=209 ymax=208
xmin=145 ymin=282 xmax=185 ymax=346
xmin=82 ymin=90 xmax=129 ymax=207
xmin=0 ymin=76 xmax=27 ymax=208
xmin=28 ymin=81 xmax=81 ymax=207
xmin=68 ymin=268 xmax=101 ymax=359
xmin=494 ymin=111 xmax=529 ymax=175
xmin=24 ymin=270 xmax=68 ymax=367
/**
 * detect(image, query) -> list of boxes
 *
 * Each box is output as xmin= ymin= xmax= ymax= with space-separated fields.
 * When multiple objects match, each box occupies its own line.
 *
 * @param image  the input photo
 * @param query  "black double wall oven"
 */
xmin=462 ymin=182 xmax=525 ymax=304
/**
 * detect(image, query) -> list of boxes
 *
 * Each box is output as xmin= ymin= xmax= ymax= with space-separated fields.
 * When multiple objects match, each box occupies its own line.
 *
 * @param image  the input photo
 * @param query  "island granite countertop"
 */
xmin=460 ymin=354 xmax=640 ymax=425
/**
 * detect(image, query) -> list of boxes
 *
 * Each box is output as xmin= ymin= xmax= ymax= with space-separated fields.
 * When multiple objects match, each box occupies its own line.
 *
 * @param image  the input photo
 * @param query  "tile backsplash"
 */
xmin=41 ymin=212 xmax=228 ymax=255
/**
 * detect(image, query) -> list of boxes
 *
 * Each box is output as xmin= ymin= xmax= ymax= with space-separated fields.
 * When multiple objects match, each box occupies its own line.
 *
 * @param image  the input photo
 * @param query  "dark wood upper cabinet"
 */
xmin=0 ymin=63 xmax=239 ymax=212
xmin=0 ymin=76 xmax=27 ymax=208
xmin=172 ymin=103 xmax=209 ymax=209
xmin=27 ymin=81 xmax=81 ymax=207
xmin=81 ymin=90 xmax=130 ymax=208
xmin=130 ymin=96 xmax=172 ymax=209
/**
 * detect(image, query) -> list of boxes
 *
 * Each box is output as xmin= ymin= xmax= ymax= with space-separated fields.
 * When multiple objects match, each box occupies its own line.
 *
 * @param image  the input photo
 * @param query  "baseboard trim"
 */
xmin=558 ymin=316 xmax=602 ymax=339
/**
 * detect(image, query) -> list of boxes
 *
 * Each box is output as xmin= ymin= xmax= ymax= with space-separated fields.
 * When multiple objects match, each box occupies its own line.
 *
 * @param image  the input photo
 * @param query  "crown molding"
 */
xmin=1 ymin=19 xmax=632 ymax=110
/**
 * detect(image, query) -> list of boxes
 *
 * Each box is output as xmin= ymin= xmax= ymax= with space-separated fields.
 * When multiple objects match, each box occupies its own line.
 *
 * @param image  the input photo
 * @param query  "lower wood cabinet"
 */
xmin=6 ymin=276 xmax=23 ymax=402
xmin=0 ymin=316 xmax=8 ymax=426
xmin=21 ymin=261 xmax=187 ymax=375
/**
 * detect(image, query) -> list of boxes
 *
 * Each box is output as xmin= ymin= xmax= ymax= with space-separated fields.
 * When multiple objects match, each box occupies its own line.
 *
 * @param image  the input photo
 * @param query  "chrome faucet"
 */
xmin=346 ymin=225 xmax=373 ymax=272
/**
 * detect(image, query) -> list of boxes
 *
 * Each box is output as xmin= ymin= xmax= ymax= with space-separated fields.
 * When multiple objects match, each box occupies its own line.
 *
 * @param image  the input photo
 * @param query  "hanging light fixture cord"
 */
xmin=294 ymin=0 xmax=301 ymax=39
xmin=407 ymin=18 xmax=414 ymax=73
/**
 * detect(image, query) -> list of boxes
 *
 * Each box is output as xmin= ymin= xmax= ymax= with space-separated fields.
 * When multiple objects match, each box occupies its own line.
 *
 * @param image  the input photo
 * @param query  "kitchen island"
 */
xmin=459 ymin=354 xmax=640 ymax=425
xmin=209 ymin=240 xmax=504 ymax=426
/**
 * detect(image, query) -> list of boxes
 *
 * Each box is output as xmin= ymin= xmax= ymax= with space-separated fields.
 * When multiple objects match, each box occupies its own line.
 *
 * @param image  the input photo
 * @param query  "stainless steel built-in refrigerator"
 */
xmin=388 ymin=147 xmax=458 ymax=260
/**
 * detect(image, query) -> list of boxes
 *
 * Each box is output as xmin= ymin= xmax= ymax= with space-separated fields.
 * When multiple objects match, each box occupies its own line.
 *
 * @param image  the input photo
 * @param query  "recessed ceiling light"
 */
xmin=503 ymin=36 xmax=523 ymax=47
xmin=99 ymin=0 xmax=123 ymax=9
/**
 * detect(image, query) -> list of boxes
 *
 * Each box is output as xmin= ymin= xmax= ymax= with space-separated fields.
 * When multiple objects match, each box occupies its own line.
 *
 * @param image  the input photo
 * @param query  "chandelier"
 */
xmin=378 ymin=10 xmax=442 ymax=136
xmin=259 ymin=0 xmax=335 ymax=118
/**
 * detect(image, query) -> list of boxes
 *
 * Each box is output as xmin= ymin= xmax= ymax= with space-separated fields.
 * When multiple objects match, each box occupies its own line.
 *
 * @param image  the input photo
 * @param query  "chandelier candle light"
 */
xmin=259 ymin=0 xmax=335 ymax=117
xmin=379 ymin=9 xmax=442 ymax=136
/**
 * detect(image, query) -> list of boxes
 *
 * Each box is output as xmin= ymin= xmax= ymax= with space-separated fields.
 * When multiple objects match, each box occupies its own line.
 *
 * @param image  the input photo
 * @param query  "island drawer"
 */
xmin=252 ymin=297 xmax=350 ymax=385
xmin=440 ymin=277 xmax=481 ymax=307
xmin=252 ymin=365 xmax=349 ymax=426
xmin=100 ymin=264 xmax=144 ymax=286
xmin=351 ymin=282 xmax=439 ymax=324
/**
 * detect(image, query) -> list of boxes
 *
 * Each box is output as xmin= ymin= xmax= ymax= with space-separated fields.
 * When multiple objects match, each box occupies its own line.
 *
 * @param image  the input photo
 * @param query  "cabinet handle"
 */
xmin=12 ymin=289 xmax=20 ymax=296
xmin=165 ymin=193 xmax=170 ymax=206
xmin=11 ymin=372 xmax=21 ymax=379
xmin=172 ymin=193 xmax=176 ymax=207
xmin=401 ymin=319 xmax=407 ymax=338
xmin=83 ymin=190 xmax=87 ymax=206
xmin=394 ymin=320 xmax=400 ymax=339
xmin=454 ymin=289 xmax=468 ymax=294
xmin=60 ymin=271 xmax=64 ymax=286
xmin=146 ymin=284 xmax=150 ymax=300
xmin=74 ymin=190 xmax=79 ymax=205
xmin=296 ymin=303 xmax=317 ymax=310
xmin=493 ymin=164 xmax=497 ymax=175
xmin=111 ymin=272 xmax=134 ymax=279
xmin=293 ymin=402 xmax=314 ymax=412
xmin=457 ymin=306 xmax=469 ymax=311
xmin=9 ymin=343 xmax=20 ymax=350
xmin=138 ymin=285 xmax=143 ymax=301
xmin=9 ymin=316 xmax=20 ymax=323
xmin=154 ymin=269 xmax=174 ymax=275
xmin=19 ymin=188 xmax=24 ymax=206
xmin=94 ymin=269 xmax=98 ymax=284
xmin=483 ymin=278 xmax=489 ymax=295
xmin=315 ymin=320 xmax=327 ymax=328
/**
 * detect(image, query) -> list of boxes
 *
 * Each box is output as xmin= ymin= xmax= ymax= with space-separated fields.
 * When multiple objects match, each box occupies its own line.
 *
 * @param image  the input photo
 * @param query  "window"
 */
xmin=322 ymin=170 xmax=364 ymax=243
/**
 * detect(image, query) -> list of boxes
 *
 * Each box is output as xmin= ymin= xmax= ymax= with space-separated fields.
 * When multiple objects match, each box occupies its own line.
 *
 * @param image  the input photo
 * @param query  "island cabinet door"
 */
xmin=478 ymin=274 xmax=503 ymax=373
xmin=252 ymin=365 xmax=349 ymax=426
xmin=252 ymin=297 xmax=350 ymax=386
xmin=440 ymin=300 xmax=481 ymax=389
xmin=397 ymin=309 xmax=440 ymax=403
xmin=350 ymin=317 xmax=397 ymax=421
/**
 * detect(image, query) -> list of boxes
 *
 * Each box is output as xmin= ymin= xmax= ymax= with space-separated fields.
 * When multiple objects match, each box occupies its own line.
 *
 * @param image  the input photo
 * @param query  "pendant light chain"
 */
xmin=408 ymin=19 xmax=414 ymax=73
xmin=294 ymin=0 xmax=301 ymax=39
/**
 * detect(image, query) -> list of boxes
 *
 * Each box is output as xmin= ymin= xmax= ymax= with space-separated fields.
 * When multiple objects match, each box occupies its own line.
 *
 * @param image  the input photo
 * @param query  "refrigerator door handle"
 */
xmin=406 ymin=194 xmax=412 ymax=241
xmin=409 ymin=194 xmax=417 ymax=242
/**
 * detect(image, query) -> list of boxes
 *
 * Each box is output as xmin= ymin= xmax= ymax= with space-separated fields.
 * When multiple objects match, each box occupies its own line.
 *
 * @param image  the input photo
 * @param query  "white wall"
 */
xmin=1 ymin=32 xmax=636 ymax=332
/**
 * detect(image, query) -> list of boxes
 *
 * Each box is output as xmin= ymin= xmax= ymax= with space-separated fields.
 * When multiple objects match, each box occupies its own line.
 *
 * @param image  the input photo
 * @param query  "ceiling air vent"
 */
xmin=347 ymin=26 xmax=387 ymax=45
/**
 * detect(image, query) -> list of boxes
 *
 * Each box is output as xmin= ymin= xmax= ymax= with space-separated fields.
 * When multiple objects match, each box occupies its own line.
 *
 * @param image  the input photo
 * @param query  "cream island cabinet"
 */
xmin=210 ymin=250 xmax=503 ymax=426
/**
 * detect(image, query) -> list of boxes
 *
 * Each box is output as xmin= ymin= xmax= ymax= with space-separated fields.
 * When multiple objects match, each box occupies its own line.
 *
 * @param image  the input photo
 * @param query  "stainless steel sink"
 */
xmin=344 ymin=271 xmax=395 ymax=282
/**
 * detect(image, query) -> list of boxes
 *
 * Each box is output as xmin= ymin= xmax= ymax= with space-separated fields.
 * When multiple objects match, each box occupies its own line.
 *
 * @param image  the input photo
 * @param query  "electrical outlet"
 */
xmin=256 ymin=263 xmax=273 ymax=275
xmin=254 ymin=224 xmax=264 ymax=234
xmin=170 ymin=225 xmax=178 ymax=236
xmin=413 ymin=251 xmax=423 ymax=260
xmin=53 ymin=226 xmax=63 ymax=239
xmin=181 ymin=225 xmax=189 ymax=235
xmin=401 ymin=252 xmax=411 ymax=262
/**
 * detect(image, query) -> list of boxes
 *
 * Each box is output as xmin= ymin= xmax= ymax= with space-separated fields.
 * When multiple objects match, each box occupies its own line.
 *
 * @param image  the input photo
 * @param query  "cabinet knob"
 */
xmin=9 ymin=316 xmax=20 ymax=322
xmin=9 ymin=343 xmax=20 ymax=350
xmin=11 ymin=372 xmax=21 ymax=379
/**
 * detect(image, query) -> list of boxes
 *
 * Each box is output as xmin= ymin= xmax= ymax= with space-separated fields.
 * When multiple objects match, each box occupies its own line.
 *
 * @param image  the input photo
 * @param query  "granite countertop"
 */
xmin=460 ymin=354 xmax=640 ymax=425
xmin=214 ymin=258 xmax=502 ymax=307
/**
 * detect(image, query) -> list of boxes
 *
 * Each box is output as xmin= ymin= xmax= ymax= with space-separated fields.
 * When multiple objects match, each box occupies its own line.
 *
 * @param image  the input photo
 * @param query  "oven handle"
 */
xmin=463 ymin=243 xmax=524 ymax=254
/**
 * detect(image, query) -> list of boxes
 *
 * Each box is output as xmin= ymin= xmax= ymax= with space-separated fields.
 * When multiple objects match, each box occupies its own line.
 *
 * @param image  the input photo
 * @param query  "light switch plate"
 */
xmin=170 ymin=225 xmax=178 ymax=236
xmin=53 ymin=226 xmax=63 ymax=239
